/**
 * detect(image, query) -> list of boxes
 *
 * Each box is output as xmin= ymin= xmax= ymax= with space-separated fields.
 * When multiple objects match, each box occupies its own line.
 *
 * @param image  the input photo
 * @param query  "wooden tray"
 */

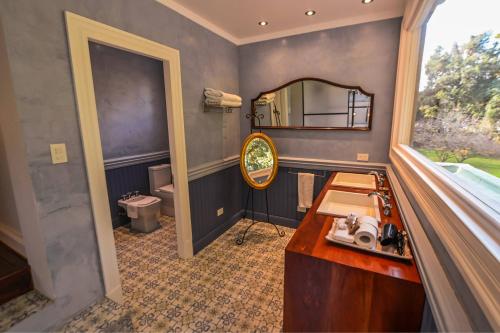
xmin=325 ymin=218 xmax=413 ymax=261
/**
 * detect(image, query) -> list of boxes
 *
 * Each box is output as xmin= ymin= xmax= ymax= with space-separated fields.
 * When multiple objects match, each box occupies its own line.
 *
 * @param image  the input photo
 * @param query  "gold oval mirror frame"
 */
xmin=240 ymin=132 xmax=279 ymax=190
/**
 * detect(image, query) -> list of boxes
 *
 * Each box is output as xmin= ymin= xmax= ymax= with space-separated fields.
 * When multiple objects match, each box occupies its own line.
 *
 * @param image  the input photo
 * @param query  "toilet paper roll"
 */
xmin=354 ymin=222 xmax=378 ymax=249
xmin=358 ymin=216 xmax=378 ymax=229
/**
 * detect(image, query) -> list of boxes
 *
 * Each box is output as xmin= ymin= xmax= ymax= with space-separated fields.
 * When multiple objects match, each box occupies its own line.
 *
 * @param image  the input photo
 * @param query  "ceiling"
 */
xmin=156 ymin=0 xmax=407 ymax=45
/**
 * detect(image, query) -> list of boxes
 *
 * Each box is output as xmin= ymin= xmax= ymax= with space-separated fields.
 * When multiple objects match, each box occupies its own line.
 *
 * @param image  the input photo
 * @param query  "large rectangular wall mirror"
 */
xmin=251 ymin=78 xmax=374 ymax=130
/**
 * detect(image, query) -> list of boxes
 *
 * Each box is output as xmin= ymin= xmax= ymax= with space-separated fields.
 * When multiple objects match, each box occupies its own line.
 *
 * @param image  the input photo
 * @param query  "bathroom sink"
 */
xmin=117 ymin=195 xmax=159 ymax=208
xmin=331 ymin=172 xmax=376 ymax=190
xmin=317 ymin=190 xmax=381 ymax=221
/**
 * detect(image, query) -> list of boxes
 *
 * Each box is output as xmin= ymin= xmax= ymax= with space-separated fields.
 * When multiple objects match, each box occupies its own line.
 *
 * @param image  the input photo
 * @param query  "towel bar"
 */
xmin=203 ymin=103 xmax=240 ymax=113
xmin=288 ymin=170 xmax=327 ymax=178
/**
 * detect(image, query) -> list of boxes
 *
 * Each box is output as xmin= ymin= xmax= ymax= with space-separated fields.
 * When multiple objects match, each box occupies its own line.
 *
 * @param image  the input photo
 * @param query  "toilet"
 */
xmin=117 ymin=195 xmax=161 ymax=233
xmin=148 ymin=164 xmax=175 ymax=217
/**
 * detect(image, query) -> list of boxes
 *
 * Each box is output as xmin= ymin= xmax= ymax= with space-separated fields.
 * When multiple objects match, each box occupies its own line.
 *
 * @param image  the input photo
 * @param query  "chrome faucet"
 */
xmin=368 ymin=191 xmax=392 ymax=216
xmin=369 ymin=171 xmax=385 ymax=187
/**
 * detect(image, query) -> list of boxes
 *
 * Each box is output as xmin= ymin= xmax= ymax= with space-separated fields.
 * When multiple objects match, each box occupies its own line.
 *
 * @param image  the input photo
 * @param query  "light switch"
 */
xmin=50 ymin=143 xmax=68 ymax=164
xmin=357 ymin=153 xmax=369 ymax=161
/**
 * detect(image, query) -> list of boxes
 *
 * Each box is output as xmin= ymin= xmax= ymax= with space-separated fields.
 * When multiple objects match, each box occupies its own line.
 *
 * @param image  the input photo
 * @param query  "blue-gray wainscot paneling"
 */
xmin=243 ymin=167 xmax=332 ymax=228
xmin=189 ymin=165 xmax=243 ymax=253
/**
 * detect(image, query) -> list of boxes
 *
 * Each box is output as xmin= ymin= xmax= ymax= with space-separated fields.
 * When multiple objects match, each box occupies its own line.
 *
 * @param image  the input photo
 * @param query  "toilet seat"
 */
xmin=158 ymin=184 xmax=174 ymax=193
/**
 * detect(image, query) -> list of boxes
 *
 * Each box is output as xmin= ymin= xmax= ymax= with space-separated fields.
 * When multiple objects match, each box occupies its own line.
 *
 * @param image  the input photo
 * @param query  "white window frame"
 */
xmin=390 ymin=0 xmax=499 ymax=330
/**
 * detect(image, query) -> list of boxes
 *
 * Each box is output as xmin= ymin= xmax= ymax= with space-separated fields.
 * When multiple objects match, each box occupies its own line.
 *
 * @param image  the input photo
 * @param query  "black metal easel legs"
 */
xmin=236 ymin=187 xmax=285 ymax=245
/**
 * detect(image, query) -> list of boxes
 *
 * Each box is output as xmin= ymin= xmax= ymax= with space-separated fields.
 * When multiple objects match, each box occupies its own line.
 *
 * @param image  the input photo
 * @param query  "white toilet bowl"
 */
xmin=148 ymin=164 xmax=175 ymax=217
xmin=118 ymin=195 xmax=161 ymax=233
xmin=155 ymin=184 xmax=175 ymax=217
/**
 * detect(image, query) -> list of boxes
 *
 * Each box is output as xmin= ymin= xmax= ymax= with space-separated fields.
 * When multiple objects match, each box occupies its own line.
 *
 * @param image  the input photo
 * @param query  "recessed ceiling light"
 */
xmin=258 ymin=21 xmax=268 ymax=26
xmin=361 ymin=0 xmax=374 ymax=4
xmin=305 ymin=10 xmax=316 ymax=16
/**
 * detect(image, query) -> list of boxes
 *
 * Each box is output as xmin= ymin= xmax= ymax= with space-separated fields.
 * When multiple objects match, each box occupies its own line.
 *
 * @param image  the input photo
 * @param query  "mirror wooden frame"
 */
xmin=251 ymin=77 xmax=374 ymax=131
xmin=240 ymin=132 xmax=279 ymax=190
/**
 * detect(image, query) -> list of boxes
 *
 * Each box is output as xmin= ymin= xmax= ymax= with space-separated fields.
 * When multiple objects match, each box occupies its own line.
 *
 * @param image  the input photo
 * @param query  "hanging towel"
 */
xmin=204 ymin=88 xmax=242 ymax=103
xmin=205 ymin=98 xmax=242 ymax=108
xmin=127 ymin=204 xmax=139 ymax=219
xmin=298 ymin=172 xmax=314 ymax=211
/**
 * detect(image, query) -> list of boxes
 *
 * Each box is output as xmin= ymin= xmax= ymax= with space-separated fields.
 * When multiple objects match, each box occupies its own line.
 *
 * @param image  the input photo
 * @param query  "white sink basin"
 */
xmin=331 ymin=172 xmax=376 ymax=190
xmin=317 ymin=190 xmax=381 ymax=221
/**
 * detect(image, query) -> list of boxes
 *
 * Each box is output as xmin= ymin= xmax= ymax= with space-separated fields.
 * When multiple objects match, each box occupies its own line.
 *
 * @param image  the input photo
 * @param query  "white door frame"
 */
xmin=65 ymin=12 xmax=193 ymax=302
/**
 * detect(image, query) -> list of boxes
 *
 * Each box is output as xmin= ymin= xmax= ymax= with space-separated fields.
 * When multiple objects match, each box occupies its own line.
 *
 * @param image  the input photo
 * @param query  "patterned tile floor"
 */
xmin=0 ymin=290 xmax=51 ymax=332
xmin=61 ymin=216 xmax=294 ymax=332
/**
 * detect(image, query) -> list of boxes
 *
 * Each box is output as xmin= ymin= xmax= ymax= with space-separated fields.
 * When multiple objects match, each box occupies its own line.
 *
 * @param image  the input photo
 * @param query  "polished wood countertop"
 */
xmin=285 ymin=171 xmax=421 ymax=285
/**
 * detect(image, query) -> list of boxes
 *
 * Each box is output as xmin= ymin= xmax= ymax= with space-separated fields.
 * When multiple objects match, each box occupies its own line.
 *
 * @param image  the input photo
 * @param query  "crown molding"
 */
xmin=155 ymin=0 xmax=239 ymax=44
xmin=156 ymin=0 xmax=403 ymax=46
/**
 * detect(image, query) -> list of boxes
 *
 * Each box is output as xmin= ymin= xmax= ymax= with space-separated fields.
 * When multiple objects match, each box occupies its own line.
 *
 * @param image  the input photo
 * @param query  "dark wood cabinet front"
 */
xmin=283 ymin=171 xmax=425 ymax=332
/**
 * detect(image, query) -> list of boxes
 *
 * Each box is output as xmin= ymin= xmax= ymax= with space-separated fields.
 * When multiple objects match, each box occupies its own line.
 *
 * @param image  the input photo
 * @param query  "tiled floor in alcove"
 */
xmin=60 ymin=216 xmax=294 ymax=332
xmin=0 ymin=290 xmax=51 ymax=331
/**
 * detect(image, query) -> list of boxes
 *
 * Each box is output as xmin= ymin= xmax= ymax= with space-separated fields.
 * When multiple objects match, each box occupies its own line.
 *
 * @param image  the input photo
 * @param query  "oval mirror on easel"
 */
xmin=237 ymin=131 xmax=284 ymax=245
xmin=240 ymin=132 xmax=278 ymax=190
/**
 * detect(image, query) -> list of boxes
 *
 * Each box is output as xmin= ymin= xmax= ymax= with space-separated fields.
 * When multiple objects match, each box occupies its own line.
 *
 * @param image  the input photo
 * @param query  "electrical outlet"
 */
xmin=357 ymin=153 xmax=369 ymax=161
xmin=50 ymin=143 xmax=68 ymax=164
xmin=217 ymin=207 xmax=224 ymax=216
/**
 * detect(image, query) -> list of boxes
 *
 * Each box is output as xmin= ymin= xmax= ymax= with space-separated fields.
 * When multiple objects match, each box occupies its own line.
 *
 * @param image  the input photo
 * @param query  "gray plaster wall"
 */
xmin=239 ymin=18 xmax=401 ymax=163
xmin=89 ymin=42 xmax=169 ymax=160
xmin=0 ymin=0 xmax=239 ymax=330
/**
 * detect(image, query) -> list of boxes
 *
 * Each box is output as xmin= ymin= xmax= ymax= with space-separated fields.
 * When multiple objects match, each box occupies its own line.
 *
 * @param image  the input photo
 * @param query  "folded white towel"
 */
xmin=204 ymin=88 xmax=242 ymax=103
xmin=205 ymin=98 xmax=242 ymax=108
xmin=333 ymin=226 xmax=355 ymax=243
xmin=298 ymin=172 xmax=314 ymax=211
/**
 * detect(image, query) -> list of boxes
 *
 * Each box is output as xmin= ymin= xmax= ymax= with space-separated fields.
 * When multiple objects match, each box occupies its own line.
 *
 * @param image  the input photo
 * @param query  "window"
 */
xmin=410 ymin=0 xmax=500 ymax=212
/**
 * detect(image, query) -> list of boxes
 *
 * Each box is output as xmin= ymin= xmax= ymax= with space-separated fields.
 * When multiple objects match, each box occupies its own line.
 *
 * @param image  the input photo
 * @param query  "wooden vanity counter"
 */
xmin=283 ymin=171 xmax=425 ymax=332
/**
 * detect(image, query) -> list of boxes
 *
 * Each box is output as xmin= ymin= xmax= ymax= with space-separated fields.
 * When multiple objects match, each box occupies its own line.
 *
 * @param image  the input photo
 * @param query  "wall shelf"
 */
xmin=204 ymin=103 xmax=240 ymax=113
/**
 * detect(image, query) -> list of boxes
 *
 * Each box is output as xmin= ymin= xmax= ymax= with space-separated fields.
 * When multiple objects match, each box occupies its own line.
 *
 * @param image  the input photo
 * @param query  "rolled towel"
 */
xmin=204 ymin=88 xmax=242 ymax=103
xmin=257 ymin=93 xmax=276 ymax=104
xmin=205 ymin=98 xmax=242 ymax=108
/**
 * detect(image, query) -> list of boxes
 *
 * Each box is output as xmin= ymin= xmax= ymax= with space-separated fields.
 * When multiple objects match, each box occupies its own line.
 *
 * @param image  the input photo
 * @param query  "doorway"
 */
xmin=65 ymin=12 xmax=193 ymax=302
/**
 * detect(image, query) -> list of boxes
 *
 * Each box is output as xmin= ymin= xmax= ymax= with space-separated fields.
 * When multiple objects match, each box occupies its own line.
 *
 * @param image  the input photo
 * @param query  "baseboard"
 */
xmin=106 ymin=284 xmax=123 ymax=303
xmin=193 ymin=210 xmax=244 ymax=253
xmin=243 ymin=210 xmax=300 ymax=229
xmin=0 ymin=222 xmax=25 ymax=256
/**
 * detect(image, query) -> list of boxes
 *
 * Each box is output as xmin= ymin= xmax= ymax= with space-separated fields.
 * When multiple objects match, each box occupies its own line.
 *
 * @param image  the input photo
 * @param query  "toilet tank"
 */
xmin=148 ymin=164 xmax=172 ymax=194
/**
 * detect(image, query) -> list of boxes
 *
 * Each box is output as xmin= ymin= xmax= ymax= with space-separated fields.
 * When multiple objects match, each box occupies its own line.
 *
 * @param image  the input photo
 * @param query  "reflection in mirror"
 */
xmin=240 ymin=133 xmax=278 ymax=189
xmin=245 ymin=138 xmax=274 ymax=184
xmin=252 ymin=78 xmax=373 ymax=130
